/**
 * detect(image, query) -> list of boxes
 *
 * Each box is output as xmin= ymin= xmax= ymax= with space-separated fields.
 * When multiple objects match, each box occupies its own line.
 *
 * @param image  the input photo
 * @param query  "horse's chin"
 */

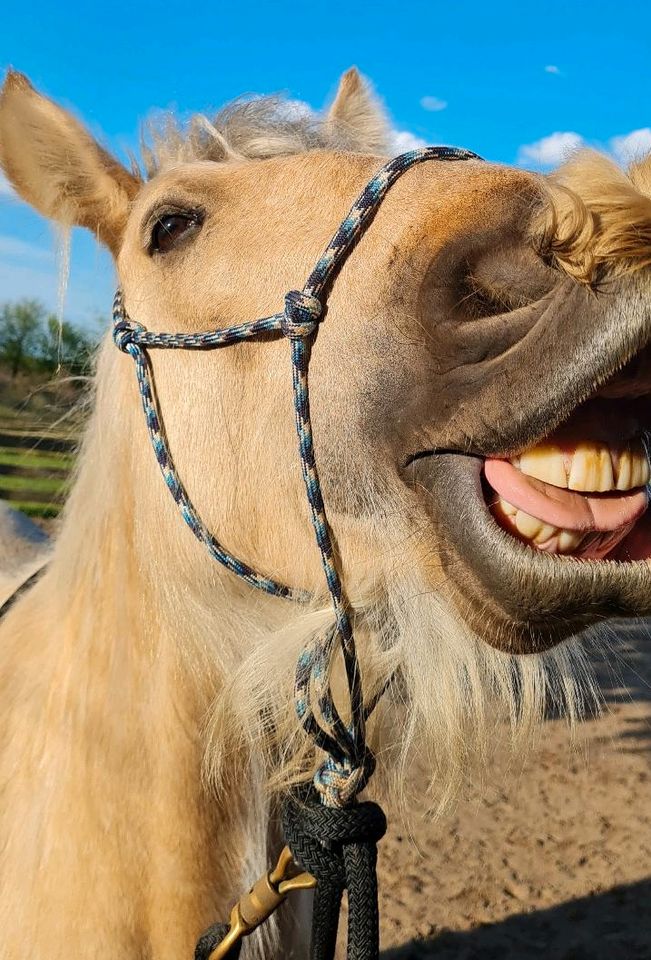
xmin=411 ymin=451 xmax=651 ymax=655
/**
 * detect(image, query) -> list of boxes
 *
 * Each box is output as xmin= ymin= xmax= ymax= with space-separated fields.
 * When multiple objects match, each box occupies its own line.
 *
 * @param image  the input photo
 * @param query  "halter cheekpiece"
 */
xmin=113 ymin=145 xmax=480 ymax=960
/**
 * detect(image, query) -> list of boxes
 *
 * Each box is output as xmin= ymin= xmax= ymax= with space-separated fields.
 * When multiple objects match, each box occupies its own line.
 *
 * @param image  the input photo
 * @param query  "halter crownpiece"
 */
xmin=113 ymin=145 xmax=481 ymax=960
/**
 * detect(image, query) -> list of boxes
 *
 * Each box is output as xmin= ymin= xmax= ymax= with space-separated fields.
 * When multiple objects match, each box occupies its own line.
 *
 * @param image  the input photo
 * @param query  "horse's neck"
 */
xmin=45 ymin=408 xmax=235 ymax=704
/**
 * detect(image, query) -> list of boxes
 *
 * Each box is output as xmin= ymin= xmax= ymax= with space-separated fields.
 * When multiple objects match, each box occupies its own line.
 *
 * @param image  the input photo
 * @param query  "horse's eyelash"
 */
xmin=141 ymin=203 xmax=205 ymax=247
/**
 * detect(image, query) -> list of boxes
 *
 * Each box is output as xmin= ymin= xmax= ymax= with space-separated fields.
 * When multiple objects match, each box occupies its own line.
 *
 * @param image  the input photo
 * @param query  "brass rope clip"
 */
xmin=207 ymin=846 xmax=316 ymax=960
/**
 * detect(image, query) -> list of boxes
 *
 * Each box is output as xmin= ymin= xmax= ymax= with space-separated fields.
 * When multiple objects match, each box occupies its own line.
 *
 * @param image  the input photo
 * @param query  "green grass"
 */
xmin=0 ymin=444 xmax=71 ymax=514
xmin=0 ymin=473 xmax=68 ymax=495
xmin=0 ymin=446 xmax=74 ymax=471
xmin=8 ymin=500 xmax=62 ymax=518
xmin=0 ymin=433 xmax=75 ymax=517
xmin=0 ymin=371 xmax=83 ymax=518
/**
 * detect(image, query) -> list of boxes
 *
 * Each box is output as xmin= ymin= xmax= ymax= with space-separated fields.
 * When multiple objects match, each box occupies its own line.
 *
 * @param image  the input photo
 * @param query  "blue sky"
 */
xmin=1 ymin=0 xmax=650 ymax=325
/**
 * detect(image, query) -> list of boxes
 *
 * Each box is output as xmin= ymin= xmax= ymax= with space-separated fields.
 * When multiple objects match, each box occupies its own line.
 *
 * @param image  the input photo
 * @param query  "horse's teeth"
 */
xmin=567 ymin=443 xmax=614 ymax=492
xmin=514 ymin=509 xmax=544 ymax=539
xmin=615 ymin=447 xmax=650 ymax=490
xmin=631 ymin=451 xmax=650 ymax=488
xmin=514 ymin=440 xmax=649 ymax=493
xmin=567 ymin=444 xmax=596 ymax=492
xmin=533 ymin=521 xmax=558 ymax=545
xmin=556 ymin=529 xmax=585 ymax=553
xmin=491 ymin=501 xmax=586 ymax=554
xmin=616 ymin=450 xmax=632 ymax=490
xmin=518 ymin=445 xmax=568 ymax=488
xmin=599 ymin=447 xmax=616 ymax=491
xmin=496 ymin=497 xmax=517 ymax=517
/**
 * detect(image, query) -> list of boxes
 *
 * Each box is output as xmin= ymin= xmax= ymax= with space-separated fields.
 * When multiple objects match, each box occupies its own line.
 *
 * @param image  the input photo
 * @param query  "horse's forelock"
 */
xmin=534 ymin=149 xmax=651 ymax=285
xmin=140 ymin=93 xmax=389 ymax=179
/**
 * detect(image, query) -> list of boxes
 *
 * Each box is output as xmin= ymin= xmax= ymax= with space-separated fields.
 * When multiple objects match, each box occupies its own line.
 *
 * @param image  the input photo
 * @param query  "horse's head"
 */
xmin=2 ymin=69 xmax=651 ymax=668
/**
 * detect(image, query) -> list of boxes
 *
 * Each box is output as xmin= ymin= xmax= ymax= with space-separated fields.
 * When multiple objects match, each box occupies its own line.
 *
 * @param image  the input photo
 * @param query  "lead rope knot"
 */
xmin=112 ymin=289 xmax=146 ymax=353
xmin=282 ymin=787 xmax=387 ymax=960
xmin=281 ymin=289 xmax=322 ymax=339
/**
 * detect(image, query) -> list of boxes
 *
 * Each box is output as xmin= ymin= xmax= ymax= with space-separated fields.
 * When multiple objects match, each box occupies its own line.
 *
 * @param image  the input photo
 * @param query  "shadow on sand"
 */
xmin=594 ymin=620 xmax=651 ymax=701
xmin=586 ymin=620 xmax=651 ymax=754
xmin=381 ymin=877 xmax=651 ymax=959
xmin=382 ymin=623 xmax=651 ymax=959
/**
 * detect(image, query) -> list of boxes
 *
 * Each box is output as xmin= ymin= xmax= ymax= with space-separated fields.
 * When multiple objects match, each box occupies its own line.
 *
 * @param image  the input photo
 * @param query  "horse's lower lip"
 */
xmin=410 ymin=452 xmax=651 ymax=654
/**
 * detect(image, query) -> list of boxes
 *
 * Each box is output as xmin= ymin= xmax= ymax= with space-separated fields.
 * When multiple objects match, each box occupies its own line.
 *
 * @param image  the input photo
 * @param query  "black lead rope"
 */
xmin=282 ymin=789 xmax=387 ymax=960
xmin=194 ymin=790 xmax=387 ymax=960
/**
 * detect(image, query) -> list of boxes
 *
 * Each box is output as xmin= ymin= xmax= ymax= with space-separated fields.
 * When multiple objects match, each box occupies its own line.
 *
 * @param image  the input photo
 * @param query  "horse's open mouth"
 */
xmin=410 ymin=383 xmax=651 ymax=654
xmin=482 ymin=396 xmax=651 ymax=562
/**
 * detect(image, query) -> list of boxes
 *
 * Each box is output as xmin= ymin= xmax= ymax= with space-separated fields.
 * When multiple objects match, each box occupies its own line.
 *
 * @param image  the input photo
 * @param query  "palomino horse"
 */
xmin=1 ymin=67 xmax=651 ymax=958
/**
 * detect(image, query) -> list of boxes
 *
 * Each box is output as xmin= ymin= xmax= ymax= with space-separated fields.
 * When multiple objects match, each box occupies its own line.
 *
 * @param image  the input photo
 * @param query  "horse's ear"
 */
xmin=629 ymin=152 xmax=651 ymax=199
xmin=0 ymin=70 xmax=140 ymax=254
xmin=325 ymin=68 xmax=391 ymax=155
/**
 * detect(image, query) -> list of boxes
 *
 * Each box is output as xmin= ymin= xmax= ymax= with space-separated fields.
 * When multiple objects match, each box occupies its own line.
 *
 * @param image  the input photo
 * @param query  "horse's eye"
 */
xmin=150 ymin=213 xmax=200 ymax=254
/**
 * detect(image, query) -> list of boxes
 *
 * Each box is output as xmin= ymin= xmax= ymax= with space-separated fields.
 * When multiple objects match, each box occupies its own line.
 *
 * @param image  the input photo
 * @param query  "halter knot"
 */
xmin=281 ymin=290 xmax=322 ymax=339
xmin=314 ymin=747 xmax=377 ymax=808
xmin=113 ymin=319 xmax=145 ymax=352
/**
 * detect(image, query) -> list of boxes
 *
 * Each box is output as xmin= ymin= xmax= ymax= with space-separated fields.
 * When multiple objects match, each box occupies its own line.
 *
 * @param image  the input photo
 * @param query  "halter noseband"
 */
xmin=113 ymin=145 xmax=480 ymax=960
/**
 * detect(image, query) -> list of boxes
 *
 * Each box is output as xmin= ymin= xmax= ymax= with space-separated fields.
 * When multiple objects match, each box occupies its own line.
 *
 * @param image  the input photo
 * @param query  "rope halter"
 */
xmin=113 ymin=145 xmax=481 ymax=960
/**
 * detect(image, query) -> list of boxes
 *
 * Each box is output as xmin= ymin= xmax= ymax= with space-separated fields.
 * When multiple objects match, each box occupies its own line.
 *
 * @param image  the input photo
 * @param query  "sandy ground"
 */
xmin=375 ymin=626 xmax=651 ymax=959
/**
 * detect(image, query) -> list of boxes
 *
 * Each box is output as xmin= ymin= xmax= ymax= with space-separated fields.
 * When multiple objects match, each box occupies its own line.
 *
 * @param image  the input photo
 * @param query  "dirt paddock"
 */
xmin=375 ymin=625 xmax=651 ymax=959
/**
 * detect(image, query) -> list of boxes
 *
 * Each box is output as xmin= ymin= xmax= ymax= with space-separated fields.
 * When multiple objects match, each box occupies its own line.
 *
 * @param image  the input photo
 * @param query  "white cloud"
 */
xmin=517 ymin=131 xmax=584 ymax=168
xmin=420 ymin=96 xmax=448 ymax=112
xmin=0 ymin=172 xmax=16 ymax=199
xmin=544 ymin=65 xmax=561 ymax=75
xmin=609 ymin=127 xmax=651 ymax=164
xmin=392 ymin=130 xmax=428 ymax=154
xmin=518 ymin=126 xmax=651 ymax=171
xmin=0 ymin=234 xmax=53 ymax=262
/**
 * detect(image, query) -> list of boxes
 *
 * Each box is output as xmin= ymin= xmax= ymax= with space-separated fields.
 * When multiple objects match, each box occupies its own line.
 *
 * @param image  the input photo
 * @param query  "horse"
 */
xmin=1 ymin=66 xmax=651 ymax=958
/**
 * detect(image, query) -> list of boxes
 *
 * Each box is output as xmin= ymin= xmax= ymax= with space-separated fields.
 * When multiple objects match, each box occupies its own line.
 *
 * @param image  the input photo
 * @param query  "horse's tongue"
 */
xmin=484 ymin=459 xmax=648 ymax=532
